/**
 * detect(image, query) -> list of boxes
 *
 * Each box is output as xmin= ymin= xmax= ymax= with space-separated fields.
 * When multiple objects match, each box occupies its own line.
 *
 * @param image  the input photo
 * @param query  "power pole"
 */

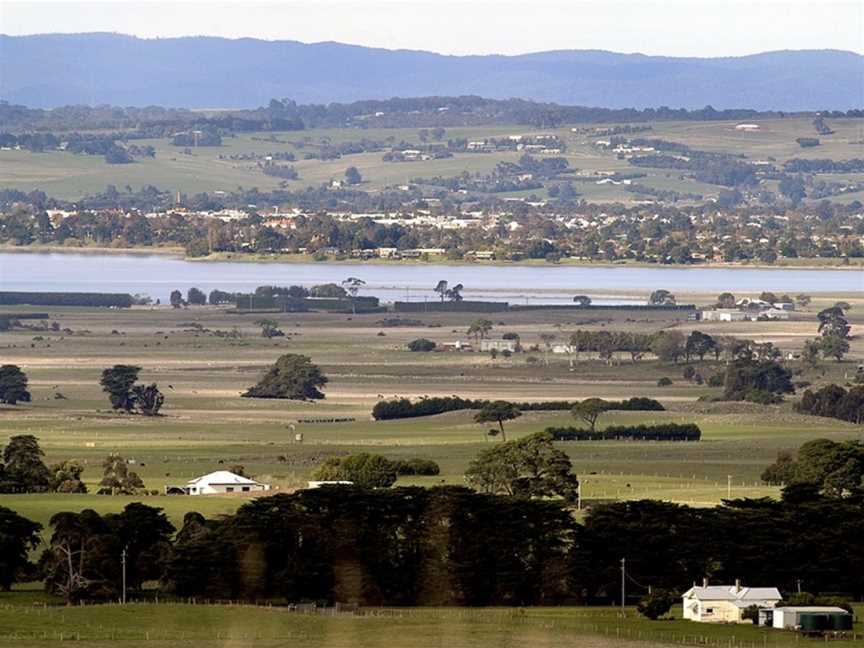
xmin=121 ymin=546 xmax=127 ymax=604
xmin=727 ymin=474 xmax=732 ymax=499
xmin=620 ymin=557 xmax=626 ymax=615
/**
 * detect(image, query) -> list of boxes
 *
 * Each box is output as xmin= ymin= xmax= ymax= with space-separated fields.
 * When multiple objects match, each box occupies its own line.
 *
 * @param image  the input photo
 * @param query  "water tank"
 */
xmin=799 ymin=613 xmax=829 ymax=632
xmin=829 ymin=613 xmax=853 ymax=631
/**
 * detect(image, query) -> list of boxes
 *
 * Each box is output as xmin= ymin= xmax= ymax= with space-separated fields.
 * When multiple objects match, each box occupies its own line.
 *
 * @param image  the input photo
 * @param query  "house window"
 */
xmin=242 ymin=486 xmax=250 ymax=492
xmin=190 ymin=488 xmax=196 ymax=493
xmin=705 ymin=608 xmax=714 ymax=614
xmin=226 ymin=487 xmax=234 ymax=493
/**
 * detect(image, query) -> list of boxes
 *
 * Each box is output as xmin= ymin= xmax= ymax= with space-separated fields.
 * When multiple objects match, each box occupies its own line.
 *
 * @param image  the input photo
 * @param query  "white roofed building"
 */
xmin=682 ymin=582 xmax=782 ymax=623
xmin=183 ymin=471 xmax=270 ymax=495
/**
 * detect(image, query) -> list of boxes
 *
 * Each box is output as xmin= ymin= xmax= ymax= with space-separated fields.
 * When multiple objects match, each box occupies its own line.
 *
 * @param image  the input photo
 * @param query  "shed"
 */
xmin=771 ymin=607 xmax=852 ymax=630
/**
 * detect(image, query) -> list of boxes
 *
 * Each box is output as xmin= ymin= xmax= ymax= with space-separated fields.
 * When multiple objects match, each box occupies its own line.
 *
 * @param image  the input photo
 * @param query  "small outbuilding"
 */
xmin=767 ymin=606 xmax=853 ymax=631
xmin=183 ymin=471 xmax=270 ymax=495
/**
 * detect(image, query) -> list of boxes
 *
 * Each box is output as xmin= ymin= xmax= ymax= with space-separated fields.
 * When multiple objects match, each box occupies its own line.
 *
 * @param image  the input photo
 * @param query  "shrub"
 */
xmin=393 ymin=458 xmax=440 ymax=476
xmin=407 ymin=338 xmax=437 ymax=352
xmin=744 ymin=389 xmax=783 ymax=405
xmin=657 ymin=377 xmax=673 ymax=387
xmin=637 ymin=589 xmax=677 ymax=620
xmin=707 ymin=373 xmax=724 ymax=387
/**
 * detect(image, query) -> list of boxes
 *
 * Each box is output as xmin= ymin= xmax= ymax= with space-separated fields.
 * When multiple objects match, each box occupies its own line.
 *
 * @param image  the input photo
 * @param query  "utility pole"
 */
xmin=620 ymin=557 xmax=626 ymax=615
xmin=577 ymin=480 xmax=582 ymax=511
xmin=121 ymin=546 xmax=127 ymax=604
xmin=727 ymin=474 xmax=732 ymax=499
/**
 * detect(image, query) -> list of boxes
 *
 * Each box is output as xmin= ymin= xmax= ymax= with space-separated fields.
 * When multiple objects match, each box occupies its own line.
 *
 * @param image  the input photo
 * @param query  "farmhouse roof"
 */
xmin=186 ymin=471 xmax=263 ymax=487
xmin=683 ymin=585 xmax=781 ymax=603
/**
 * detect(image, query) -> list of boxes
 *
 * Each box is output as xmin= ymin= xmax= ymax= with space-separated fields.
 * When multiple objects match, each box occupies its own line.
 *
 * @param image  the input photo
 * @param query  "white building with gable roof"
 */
xmin=682 ymin=580 xmax=782 ymax=623
xmin=183 ymin=471 xmax=270 ymax=495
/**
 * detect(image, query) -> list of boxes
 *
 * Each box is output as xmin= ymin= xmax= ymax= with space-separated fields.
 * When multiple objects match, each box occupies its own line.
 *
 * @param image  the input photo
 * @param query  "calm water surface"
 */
xmin=0 ymin=252 xmax=861 ymax=304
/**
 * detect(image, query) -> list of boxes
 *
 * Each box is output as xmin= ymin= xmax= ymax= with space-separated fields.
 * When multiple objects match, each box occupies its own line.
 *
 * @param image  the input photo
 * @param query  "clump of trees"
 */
xmin=638 ymin=589 xmax=677 ymax=620
xmin=0 ymin=435 xmax=89 ymax=494
xmin=0 ymin=506 xmax=42 ymax=591
xmin=465 ymin=432 xmax=579 ymax=503
xmin=795 ymin=384 xmax=864 ymax=424
xmin=312 ymin=453 xmax=398 ymax=488
xmin=0 ymin=435 xmax=50 ymax=493
xmin=0 ymin=364 xmax=31 ymax=404
xmin=100 ymin=365 xmax=165 ymax=415
xmin=723 ymin=356 xmax=793 ymax=403
xmin=761 ymin=439 xmax=863 ymax=497
xmin=41 ymin=503 xmax=174 ymax=603
xmin=243 ymin=354 xmax=327 ymax=400
xmin=98 ymin=453 xmax=146 ymax=495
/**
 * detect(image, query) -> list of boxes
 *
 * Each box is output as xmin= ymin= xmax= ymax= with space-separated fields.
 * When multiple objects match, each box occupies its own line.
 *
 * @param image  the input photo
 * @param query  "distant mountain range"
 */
xmin=1 ymin=33 xmax=862 ymax=111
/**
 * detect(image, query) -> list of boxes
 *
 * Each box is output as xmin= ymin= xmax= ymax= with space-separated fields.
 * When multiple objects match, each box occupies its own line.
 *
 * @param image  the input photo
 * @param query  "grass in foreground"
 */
xmin=1 ymin=599 xmax=862 ymax=648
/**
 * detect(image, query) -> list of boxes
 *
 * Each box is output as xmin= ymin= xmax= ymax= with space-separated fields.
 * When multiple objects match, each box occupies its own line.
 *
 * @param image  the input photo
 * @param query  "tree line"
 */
xmin=2 ymin=482 xmax=862 ymax=603
xmin=371 ymin=396 xmax=664 ymax=421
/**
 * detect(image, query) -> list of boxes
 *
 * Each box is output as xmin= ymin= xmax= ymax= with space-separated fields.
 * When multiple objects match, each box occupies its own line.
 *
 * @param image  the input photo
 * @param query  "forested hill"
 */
xmin=1 ymin=33 xmax=861 ymax=110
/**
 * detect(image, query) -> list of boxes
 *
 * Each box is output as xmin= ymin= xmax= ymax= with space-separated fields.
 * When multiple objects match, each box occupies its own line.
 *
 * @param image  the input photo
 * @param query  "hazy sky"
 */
xmin=2 ymin=0 xmax=862 ymax=57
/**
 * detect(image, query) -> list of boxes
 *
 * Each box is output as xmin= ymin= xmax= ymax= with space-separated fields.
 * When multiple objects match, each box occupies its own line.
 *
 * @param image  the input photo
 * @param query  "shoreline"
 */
xmin=2 ymin=244 xmax=861 ymax=272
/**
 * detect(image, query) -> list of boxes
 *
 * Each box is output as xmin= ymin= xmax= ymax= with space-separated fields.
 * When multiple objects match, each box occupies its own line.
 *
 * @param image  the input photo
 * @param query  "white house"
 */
xmin=307 ymin=480 xmax=354 ymax=489
xmin=480 ymin=339 xmax=517 ymax=353
xmin=184 ymin=471 xmax=270 ymax=495
xmin=682 ymin=582 xmax=782 ymax=623
xmin=700 ymin=308 xmax=748 ymax=322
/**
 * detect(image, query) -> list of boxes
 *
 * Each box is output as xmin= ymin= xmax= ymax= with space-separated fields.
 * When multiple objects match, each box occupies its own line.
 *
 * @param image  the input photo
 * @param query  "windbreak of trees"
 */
xmin=6 ymin=485 xmax=863 ymax=603
xmin=545 ymin=423 xmax=702 ymax=442
xmin=371 ymin=396 xmax=664 ymax=421
xmin=0 ymin=292 xmax=133 ymax=307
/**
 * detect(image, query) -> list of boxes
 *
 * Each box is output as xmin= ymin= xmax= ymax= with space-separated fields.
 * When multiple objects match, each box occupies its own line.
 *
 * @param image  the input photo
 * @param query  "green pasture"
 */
xmin=0 ymin=599 xmax=861 ymax=648
xmin=1 ymin=117 xmax=861 ymax=202
xmin=1 ymin=301 xmax=861 ymax=534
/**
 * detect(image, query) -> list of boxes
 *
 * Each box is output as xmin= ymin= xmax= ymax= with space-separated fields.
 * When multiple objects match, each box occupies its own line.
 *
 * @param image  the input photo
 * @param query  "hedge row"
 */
xmin=0 ymin=292 xmax=133 ymax=307
xmin=546 ymin=423 xmax=702 ymax=441
xmin=371 ymin=396 xmax=664 ymax=420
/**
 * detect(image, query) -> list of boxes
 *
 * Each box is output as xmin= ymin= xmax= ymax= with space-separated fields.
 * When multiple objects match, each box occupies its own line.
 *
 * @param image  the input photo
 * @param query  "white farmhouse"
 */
xmin=682 ymin=581 xmax=782 ymax=623
xmin=480 ymin=339 xmax=518 ymax=353
xmin=184 ymin=471 xmax=270 ymax=495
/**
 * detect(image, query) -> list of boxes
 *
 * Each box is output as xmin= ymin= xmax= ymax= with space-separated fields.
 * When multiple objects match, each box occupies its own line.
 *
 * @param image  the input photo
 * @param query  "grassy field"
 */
xmin=0 ymin=595 xmax=861 ymax=648
xmin=0 ymin=293 xmax=862 ymax=647
xmin=2 ymin=117 xmax=862 ymax=202
xmin=1 ymin=293 xmax=862 ymax=535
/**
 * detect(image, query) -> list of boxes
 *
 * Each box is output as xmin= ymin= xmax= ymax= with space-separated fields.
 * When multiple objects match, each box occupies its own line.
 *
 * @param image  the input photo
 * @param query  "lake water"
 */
xmin=0 ymin=252 xmax=861 ymax=305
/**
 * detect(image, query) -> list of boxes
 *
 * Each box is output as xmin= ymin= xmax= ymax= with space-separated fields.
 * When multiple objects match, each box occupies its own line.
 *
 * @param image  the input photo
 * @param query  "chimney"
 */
xmin=703 ymin=578 xmax=708 ymax=588
xmin=735 ymin=579 xmax=742 ymax=593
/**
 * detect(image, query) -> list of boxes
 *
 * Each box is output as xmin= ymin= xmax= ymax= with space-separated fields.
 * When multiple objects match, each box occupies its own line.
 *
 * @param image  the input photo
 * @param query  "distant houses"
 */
xmin=698 ymin=298 xmax=794 ymax=322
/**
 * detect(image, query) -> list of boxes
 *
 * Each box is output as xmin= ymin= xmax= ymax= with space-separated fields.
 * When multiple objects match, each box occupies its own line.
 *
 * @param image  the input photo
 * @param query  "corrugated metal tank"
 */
xmin=798 ymin=613 xmax=829 ymax=631
xmin=829 ymin=613 xmax=853 ymax=631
